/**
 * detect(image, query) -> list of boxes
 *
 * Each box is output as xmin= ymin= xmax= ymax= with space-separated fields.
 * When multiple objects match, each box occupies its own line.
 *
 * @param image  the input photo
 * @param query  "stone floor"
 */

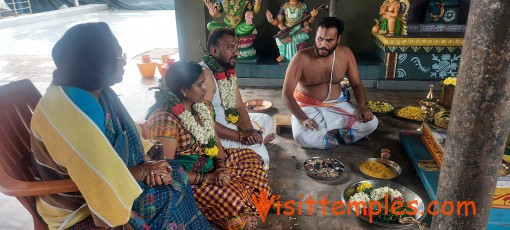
xmin=0 ymin=7 xmax=432 ymax=230
xmin=246 ymin=88 xmax=429 ymax=230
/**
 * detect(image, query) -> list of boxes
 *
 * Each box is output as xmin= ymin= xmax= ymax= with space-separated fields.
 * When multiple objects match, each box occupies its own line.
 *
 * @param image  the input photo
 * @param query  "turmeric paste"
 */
xmin=360 ymin=161 xmax=396 ymax=179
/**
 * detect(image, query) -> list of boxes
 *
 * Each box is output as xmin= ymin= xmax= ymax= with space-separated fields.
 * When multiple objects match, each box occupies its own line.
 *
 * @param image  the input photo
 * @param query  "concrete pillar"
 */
xmin=74 ymin=0 xmax=79 ymax=7
xmin=329 ymin=0 xmax=336 ymax=17
xmin=174 ymin=0 xmax=207 ymax=61
xmin=432 ymin=0 xmax=510 ymax=229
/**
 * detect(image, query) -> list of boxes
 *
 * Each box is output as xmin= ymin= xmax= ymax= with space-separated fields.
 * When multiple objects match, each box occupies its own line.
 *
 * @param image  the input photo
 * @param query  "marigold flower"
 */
xmin=357 ymin=182 xmax=372 ymax=193
xmin=204 ymin=146 xmax=219 ymax=157
xmin=227 ymin=114 xmax=239 ymax=124
xmin=443 ymin=77 xmax=457 ymax=86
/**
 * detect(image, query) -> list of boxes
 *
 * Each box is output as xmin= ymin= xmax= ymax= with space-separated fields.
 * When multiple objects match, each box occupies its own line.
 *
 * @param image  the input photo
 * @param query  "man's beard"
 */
xmin=314 ymin=44 xmax=337 ymax=57
xmin=218 ymin=55 xmax=238 ymax=69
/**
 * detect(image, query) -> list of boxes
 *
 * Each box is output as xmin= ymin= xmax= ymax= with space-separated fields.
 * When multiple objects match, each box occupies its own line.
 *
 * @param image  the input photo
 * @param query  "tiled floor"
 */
xmin=0 ymin=8 xmax=431 ymax=230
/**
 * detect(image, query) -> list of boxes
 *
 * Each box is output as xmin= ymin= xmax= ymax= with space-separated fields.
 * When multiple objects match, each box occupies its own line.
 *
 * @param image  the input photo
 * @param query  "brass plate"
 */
xmin=245 ymin=99 xmax=273 ymax=113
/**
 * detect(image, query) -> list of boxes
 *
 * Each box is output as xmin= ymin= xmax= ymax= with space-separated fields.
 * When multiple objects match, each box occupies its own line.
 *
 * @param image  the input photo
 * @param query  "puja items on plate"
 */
xmin=349 ymin=183 xmax=414 ymax=223
xmin=359 ymin=161 xmax=396 ymax=179
xmin=303 ymin=157 xmax=344 ymax=179
xmin=434 ymin=110 xmax=450 ymax=129
xmin=395 ymin=106 xmax=425 ymax=121
xmin=499 ymin=161 xmax=510 ymax=177
xmin=367 ymin=101 xmax=394 ymax=113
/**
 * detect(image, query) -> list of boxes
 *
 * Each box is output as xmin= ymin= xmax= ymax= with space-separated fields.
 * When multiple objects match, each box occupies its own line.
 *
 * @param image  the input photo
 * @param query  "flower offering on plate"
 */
xmin=394 ymin=106 xmax=425 ymax=121
xmin=342 ymin=180 xmax=426 ymax=227
xmin=367 ymin=100 xmax=394 ymax=114
xmin=434 ymin=110 xmax=450 ymax=129
xmin=499 ymin=161 xmax=510 ymax=177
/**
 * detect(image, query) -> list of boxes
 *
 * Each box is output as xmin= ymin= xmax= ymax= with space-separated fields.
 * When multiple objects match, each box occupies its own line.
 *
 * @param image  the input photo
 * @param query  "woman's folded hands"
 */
xmin=139 ymin=160 xmax=173 ymax=187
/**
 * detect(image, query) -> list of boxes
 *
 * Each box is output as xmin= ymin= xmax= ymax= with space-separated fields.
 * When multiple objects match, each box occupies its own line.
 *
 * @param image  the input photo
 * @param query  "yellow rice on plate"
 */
xmin=359 ymin=161 xmax=396 ymax=179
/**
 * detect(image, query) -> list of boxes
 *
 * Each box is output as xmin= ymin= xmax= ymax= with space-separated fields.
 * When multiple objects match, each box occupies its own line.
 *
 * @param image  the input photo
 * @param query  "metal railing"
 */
xmin=5 ymin=0 xmax=32 ymax=16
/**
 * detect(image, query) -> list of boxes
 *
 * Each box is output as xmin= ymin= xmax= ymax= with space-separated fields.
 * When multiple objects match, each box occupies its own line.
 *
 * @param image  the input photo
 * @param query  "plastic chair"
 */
xmin=0 ymin=79 xmax=78 ymax=230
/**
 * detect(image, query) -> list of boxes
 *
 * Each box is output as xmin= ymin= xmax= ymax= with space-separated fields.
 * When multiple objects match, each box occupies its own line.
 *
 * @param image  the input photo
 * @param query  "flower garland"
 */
xmin=203 ymin=54 xmax=240 ymax=124
xmin=155 ymin=84 xmax=218 ymax=157
xmin=350 ymin=183 xmax=404 ymax=206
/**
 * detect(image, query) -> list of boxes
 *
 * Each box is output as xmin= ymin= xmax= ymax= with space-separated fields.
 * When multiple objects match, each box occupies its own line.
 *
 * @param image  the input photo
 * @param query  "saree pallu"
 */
xmin=31 ymin=86 xmax=209 ymax=230
xmin=32 ymin=86 xmax=142 ymax=229
xmin=147 ymin=107 xmax=271 ymax=229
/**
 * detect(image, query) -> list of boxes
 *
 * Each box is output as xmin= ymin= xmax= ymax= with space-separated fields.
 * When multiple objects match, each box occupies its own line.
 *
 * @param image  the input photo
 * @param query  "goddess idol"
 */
xmin=204 ymin=0 xmax=261 ymax=59
xmin=266 ymin=0 xmax=318 ymax=62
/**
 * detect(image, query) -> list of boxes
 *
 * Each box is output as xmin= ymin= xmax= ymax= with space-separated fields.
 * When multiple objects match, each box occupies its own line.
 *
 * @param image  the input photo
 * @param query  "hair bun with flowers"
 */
xmin=154 ymin=78 xmax=181 ymax=114
xmin=154 ymin=79 xmax=219 ymax=158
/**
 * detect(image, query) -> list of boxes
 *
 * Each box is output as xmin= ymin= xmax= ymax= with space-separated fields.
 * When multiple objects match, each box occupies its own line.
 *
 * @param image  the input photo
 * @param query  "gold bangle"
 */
xmin=238 ymin=131 xmax=243 ymax=141
xmin=201 ymin=173 xmax=209 ymax=186
xmin=136 ymin=165 xmax=146 ymax=181
xmin=194 ymin=172 xmax=201 ymax=185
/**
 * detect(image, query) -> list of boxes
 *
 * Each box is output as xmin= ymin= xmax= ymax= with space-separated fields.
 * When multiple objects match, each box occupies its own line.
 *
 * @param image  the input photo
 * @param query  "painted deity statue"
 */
xmin=204 ymin=0 xmax=261 ymax=59
xmin=266 ymin=0 xmax=318 ymax=62
xmin=372 ymin=0 xmax=401 ymax=36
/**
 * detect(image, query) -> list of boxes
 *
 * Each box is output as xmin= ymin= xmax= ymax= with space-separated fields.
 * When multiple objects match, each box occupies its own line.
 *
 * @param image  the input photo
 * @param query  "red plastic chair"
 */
xmin=0 ymin=79 xmax=78 ymax=230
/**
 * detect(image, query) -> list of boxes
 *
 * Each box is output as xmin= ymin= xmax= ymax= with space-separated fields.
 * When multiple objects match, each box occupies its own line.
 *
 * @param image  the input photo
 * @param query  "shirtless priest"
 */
xmin=282 ymin=17 xmax=378 ymax=149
